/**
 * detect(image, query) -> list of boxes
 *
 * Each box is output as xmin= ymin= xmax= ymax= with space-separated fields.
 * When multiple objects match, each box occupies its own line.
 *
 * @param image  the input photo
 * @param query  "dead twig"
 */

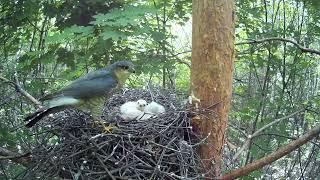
xmin=232 ymin=107 xmax=307 ymax=161
xmin=0 ymin=75 xmax=41 ymax=107
xmin=220 ymin=125 xmax=320 ymax=179
xmin=236 ymin=37 xmax=320 ymax=55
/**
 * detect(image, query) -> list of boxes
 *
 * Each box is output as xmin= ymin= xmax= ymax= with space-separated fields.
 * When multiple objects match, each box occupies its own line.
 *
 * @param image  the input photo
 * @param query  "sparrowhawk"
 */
xmin=25 ymin=60 xmax=135 ymax=128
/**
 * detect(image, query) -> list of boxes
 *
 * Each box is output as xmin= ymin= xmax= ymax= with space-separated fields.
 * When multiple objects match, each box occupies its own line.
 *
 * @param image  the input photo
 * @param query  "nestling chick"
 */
xmin=136 ymin=99 xmax=148 ymax=111
xmin=120 ymin=99 xmax=147 ymax=120
xmin=120 ymin=108 xmax=143 ymax=121
xmin=136 ymin=101 xmax=165 ymax=120
xmin=144 ymin=101 xmax=166 ymax=115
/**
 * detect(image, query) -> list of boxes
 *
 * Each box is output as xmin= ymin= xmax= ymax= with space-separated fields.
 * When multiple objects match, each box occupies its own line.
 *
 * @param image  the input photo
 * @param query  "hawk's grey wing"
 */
xmin=42 ymin=71 xmax=118 ymax=117
xmin=60 ymin=74 xmax=118 ymax=99
xmin=42 ymin=69 xmax=117 ymax=100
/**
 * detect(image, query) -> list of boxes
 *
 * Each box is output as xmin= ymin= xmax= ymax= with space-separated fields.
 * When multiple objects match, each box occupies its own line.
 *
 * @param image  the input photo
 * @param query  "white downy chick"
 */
xmin=144 ymin=101 xmax=165 ymax=115
xmin=120 ymin=99 xmax=147 ymax=120
xmin=137 ymin=101 xmax=165 ymax=121
xmin=136 ymin=99 xmax=148 ymax=111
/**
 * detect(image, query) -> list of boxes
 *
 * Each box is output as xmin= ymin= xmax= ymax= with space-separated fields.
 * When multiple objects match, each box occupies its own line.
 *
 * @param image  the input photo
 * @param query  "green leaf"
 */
xmin=56 ymin=48 xmax=75 ymax=68
xmin=151 ymin=31 xmax=166 ymax=41
xmin=46 ymin=25 xmax=93 ymax=44
xmin=90 ymin=5 xmax=157 ymax=27
xmin=101 ymin=30 xmax=126 ymax=41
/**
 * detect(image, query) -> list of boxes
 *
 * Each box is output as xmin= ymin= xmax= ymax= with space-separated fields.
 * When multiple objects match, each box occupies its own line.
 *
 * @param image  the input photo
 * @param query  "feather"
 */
xmin=25 ymin=106 xmax=65 ymax=127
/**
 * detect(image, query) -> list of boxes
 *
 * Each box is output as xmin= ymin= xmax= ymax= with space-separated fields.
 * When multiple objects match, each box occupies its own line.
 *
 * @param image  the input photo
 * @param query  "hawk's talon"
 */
xmin=92 ymin=120 xmax=116 ymax=133
xmin=102 ymin=124 xmax=116 ymax=133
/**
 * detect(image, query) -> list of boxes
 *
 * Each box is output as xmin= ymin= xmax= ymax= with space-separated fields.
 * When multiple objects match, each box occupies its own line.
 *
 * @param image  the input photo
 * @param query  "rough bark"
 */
xmin=191 ymin=0 xmax=235 ymax=177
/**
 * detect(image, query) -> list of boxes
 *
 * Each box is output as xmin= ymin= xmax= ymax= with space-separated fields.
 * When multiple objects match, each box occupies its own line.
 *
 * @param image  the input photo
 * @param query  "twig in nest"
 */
xmin=21 ymin=89 xmax=212 ymax=179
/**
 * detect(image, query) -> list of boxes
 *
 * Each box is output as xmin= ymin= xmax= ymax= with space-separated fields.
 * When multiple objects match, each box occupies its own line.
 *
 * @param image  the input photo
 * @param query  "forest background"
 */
xmin=0 ymin=0 xmax=320 ymax=179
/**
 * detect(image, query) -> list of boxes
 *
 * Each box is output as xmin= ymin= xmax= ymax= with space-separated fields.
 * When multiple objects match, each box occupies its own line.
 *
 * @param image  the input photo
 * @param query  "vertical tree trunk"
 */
xmin=191 ymin=0 xmax=235 ymax=177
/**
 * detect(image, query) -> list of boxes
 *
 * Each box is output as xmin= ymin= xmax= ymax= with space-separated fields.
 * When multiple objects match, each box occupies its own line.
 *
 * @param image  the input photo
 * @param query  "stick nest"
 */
xmin=26 ymin=89 xmax=208 ymax=179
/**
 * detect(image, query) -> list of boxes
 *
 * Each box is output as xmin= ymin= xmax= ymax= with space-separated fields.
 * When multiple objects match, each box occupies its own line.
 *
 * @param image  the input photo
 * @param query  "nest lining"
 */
xmin=25 ymin=89 xmax=208 ymax=179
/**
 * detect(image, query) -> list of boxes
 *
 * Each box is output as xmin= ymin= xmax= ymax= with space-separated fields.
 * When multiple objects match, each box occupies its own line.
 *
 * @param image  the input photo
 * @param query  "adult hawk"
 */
xmin=25 ymin=61 xmax=135 ymax=129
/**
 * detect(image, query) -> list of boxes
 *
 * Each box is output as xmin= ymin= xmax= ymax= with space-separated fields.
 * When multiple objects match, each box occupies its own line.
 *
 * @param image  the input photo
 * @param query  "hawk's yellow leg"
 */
xmin=93 ymin=119 xmax=116 ymax=133
xmin=80 ymin=97 xmax=117 ymax=133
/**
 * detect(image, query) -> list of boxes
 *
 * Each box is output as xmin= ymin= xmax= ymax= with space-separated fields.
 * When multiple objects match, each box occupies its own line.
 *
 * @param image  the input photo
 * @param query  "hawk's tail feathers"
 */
xmin=25 ymin=108 xmax=56 ymax=128
xmin=24 ymin=108 xmax=44 ymax=122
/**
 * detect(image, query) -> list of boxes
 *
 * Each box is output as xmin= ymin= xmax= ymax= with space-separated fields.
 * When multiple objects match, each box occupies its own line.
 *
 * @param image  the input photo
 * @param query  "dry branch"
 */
xmin=0 ymin=147 xmax=32 ymax=167
xmin=220 ymin=125 xmax=320 ymax=179
xmin=232 ymin=107 xmax=307 ymax=161
xmin=173 ymin=36 xmax=320 ymax=59
xmin=0 ymin=75 xmax=41 ymax=107
xmin=236 ymin=37 xmax=320 ymax=55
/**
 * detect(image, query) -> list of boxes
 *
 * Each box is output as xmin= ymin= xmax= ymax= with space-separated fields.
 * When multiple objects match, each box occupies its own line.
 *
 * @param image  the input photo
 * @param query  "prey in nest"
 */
xmin=23 ymin=89 xmax=208 ymax=179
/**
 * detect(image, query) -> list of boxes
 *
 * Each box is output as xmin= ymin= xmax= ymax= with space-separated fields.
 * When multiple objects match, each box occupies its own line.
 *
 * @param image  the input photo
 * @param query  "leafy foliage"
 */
xmin=0 ymin=0 xmax=319 ymax=179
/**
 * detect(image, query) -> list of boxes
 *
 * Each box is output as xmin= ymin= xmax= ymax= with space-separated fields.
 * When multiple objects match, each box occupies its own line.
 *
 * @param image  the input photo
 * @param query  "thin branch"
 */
xmin=0 ymin=75 xmax=41 ymax=107
xmin=236 ymin=37 xmax=320 ymax=55
xmin=219 ymin=125 xmax=320 ymax=180
xmin=232 ymin=107 xmax=306 ymax=161
xmin=253 ymin=108 xmax=306 ymax=137
xmin=167 ymin=50 xmax=191 ymax=68
xmin=228 ymin=123 xmax=248 ymax=138
xmin=163 ymin=36 xmax=320 ymax=63
xmin=168 ymin=50 xmax=191 ymax=58
xmin=26 ymin=18 xmax=41 ymax=32
xmin=259 ymin=133 xmax=320 ymax=148
xmin=163 ymin=46 xmax=191 ymax=68
xmin=174 ymin=58 xmax=191 ymax=68
xmin=0 ymin=147 xmax=32 ymax=167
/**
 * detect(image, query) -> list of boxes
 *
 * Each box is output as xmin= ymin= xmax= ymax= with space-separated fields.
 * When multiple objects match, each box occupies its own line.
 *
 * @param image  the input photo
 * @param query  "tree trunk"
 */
xmin=191 ymin=0 xmax=235 ymax=177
